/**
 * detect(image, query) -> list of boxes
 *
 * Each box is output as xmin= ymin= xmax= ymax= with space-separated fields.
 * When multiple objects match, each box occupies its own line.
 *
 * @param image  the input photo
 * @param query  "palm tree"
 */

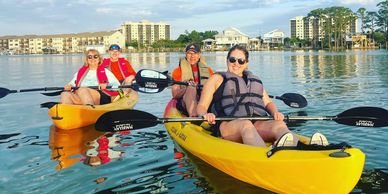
xmin=357 ymin=8 xmax=367 ymax=34
xmin=377 ymin=0 xmax=388 ymax=48
xmin=365 ymin=11 xmax=379 ymax=44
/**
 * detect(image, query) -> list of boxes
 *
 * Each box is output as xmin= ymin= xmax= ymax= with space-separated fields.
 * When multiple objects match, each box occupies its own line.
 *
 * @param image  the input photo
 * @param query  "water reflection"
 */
xmin=48 ymin=125 xmax=104 ymax=170
xmin=180 ymin=146 xmax=275 ymax=194
xmin=353 ymin=168 xmax=388 ymax=193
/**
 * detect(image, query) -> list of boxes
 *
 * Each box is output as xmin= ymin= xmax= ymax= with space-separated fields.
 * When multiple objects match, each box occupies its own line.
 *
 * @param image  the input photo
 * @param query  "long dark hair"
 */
xmin=226 ymin=45 xmax=249 ymax=62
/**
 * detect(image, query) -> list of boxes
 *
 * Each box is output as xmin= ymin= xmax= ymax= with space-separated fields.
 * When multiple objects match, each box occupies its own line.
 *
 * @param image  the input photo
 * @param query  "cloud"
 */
xmin=340 ymin=0 xmax=378 ymax=5
xmin=96 ymin=7 xmax=113 ymax=14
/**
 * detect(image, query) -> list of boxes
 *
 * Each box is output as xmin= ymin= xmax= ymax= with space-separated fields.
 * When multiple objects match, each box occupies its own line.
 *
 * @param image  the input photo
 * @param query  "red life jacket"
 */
xmin=75 ymin=65 xmax=119 ymax=96
xmin=101 ymin=58 xmax=130 ymax=79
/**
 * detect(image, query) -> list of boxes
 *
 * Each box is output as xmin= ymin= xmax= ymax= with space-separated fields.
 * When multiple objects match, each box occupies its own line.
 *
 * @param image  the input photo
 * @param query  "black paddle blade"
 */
xmin=40 ymin=102 xmax=60 ymax=109
xmin=95 ymin=109 xmax=160 ymax=132
xmin=280 ymin=93 xmax=308 ymax=108
xmin=41 ymin=90 xmax=63 ymax=96
xmin=135 ymin=69 xmax=170 ymax=89
xmin=0 ymin=87 xmax=11 ymax=99
xmin=336 ymin=107 xmax=388 ymax=127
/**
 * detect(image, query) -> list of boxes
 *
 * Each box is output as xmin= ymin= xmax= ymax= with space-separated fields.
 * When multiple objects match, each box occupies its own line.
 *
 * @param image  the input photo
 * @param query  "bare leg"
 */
xmin=220 ymin=120 xmax=266 ymax=147
xmin=183 ymin=86 xmax=198 ymax=117
xmin=60 ymin=91 xmax=82 ymax=105
xmin=254 ymin=120 xmax=298 ymax=145
xmin=76 ymin=88 xmax=101 ymax=105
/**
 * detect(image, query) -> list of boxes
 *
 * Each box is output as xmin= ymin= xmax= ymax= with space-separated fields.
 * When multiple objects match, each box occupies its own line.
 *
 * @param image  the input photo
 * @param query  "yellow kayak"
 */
xmin=48 ymin=95 xmax=137 ymax=130
xmin=163 ymin=99 xmax=365 ymax=194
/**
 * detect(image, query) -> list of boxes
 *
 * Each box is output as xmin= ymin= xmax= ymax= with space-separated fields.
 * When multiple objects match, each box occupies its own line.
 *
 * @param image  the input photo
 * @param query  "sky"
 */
xmin=0 ymin=0 xmax=382 ymax=39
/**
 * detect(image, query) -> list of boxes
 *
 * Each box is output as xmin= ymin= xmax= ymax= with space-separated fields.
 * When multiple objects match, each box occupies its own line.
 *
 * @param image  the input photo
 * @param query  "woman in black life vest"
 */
xmin=197 ymin=45 xmax=298 ymax=147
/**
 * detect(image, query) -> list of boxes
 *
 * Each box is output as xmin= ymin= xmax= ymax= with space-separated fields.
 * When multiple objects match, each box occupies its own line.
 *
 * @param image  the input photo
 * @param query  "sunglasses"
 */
xmin=228 ymin=56 xmax=246 ymax=65
xmin=87 ymin=55 xmax=99 ymax=59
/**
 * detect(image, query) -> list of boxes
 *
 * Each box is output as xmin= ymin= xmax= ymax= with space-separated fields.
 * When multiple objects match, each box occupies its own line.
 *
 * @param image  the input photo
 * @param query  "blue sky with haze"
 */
xmin=0 ymin=0 xmax=381 ymax=39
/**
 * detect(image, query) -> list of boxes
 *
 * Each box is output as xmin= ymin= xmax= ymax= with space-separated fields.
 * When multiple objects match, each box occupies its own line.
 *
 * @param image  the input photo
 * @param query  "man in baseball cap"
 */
xmin=185 ymin=43 xmax=201 ymax=53
xmin=171 ymin=43 xmax=214 ymax=117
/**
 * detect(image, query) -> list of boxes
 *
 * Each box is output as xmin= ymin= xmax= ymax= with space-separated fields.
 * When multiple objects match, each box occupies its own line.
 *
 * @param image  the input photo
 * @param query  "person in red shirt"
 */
xmin=102 ymin=44 xmax=138 ymax=100
xmin=171 ymin=43 xmax=214 ymax=117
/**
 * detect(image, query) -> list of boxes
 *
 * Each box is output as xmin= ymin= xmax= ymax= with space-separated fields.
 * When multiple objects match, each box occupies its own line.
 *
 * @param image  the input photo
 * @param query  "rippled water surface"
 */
xmin=0 ymin=50 xmax=387 ymax=193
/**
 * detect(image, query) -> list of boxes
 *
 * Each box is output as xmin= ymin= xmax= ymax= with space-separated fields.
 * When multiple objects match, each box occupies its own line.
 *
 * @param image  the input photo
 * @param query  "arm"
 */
xmin=67 ymin=72 xmax=77 ymax=87
xmin=197 ymin=74 xmax=223 ymax=123
xmin=65 ymin=72 xmax=77 ymax=90
xmin=262 ymin=89 xmax=284 ymax=120
xmin=171 ymin=67 xmax=186 ymax=99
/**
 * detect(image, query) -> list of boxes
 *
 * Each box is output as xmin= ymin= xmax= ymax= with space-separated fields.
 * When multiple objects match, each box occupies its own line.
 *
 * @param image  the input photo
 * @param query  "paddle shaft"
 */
xmin=95 ymin=106 xmax=388 ymax=132
xmin=152 ymin=115 xmax=337 ymax=123
xmin=6 ymin=85 xmax=134 ymax=94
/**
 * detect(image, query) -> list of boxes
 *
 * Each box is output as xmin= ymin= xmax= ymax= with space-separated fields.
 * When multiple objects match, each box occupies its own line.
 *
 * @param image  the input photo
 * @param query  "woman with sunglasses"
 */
xmin=60 ymin=49 xmax=121 ymax=105
xmin=196 ymin=45 xmax=300 ymax=147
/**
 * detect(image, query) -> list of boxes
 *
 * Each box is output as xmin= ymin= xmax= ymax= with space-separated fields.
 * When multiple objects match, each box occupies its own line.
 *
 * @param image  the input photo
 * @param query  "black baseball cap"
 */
xmin=109 ymin=44 xmax=121 ymax=51
xmin=185 ymin=43 xmax=200 ymax=53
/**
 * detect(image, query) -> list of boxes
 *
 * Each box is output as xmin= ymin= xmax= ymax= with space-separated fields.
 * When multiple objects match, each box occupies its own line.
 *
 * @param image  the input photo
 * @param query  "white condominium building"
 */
xmin=120 ymin=20 xmax=170 ymax=46
xmin=290 ymin=15 xmax=357 ymax=41
xmin=0 ymin=31 xmax=125 ymax=55
xmin=290 ymin=16 xmax=305 ymax=40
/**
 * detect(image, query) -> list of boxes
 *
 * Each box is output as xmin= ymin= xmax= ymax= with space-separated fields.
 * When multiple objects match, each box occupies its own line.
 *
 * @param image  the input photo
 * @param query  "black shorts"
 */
xmin=98 ymin=90 xmax=112 ymax=105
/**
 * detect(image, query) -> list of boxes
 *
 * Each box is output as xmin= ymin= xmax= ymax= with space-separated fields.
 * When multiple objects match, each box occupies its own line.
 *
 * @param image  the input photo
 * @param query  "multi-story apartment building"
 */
xmin=290 ymin=16 xmax=305 ymax=40
xmin=290 ymin=15 xmax=357 ymax=41
xmin=0 ymin=31 xmax=125 ymax=54
xmin=120 ymin=20 xmax=170 ymax=46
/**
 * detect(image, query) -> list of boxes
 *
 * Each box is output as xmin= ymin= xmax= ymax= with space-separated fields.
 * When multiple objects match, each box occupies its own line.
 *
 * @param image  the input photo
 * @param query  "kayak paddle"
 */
xmin=0 ymin=84 xmax=157 ymax=99
xmin=135 ymin=69 xmax=308 ymax=108
xmin=95 ymin=106 xmax=388 ymax=132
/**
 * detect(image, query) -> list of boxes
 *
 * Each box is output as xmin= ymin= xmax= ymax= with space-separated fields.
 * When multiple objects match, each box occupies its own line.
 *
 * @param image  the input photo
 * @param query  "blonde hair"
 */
xmin=84 ymin=49 xmax=103 ymax=66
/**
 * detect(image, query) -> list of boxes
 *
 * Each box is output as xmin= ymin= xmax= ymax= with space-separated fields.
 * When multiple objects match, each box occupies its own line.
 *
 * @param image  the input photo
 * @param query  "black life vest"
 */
xmin=212 ymin=71 xmax=269 ymax=117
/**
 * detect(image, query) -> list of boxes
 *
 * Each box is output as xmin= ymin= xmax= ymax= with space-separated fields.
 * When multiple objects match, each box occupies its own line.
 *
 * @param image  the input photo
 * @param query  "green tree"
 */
xmin=357 ymin=7 xmax=367 ymax=34
xmin=308 ymin=6 xmax=356 ymax=50
xmin=376 ymin=0 xmax=388 ymax=47
xmin=365 ymin=11 xmax=379 ymax=43
xmin=175 ymin=30 xmax=219 ymax=45
xmin=128 ymin=40 xmax=140 ymax=49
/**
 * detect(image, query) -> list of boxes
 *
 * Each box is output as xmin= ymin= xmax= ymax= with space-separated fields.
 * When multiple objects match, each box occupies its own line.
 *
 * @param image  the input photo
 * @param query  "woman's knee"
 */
xmin=60 ymin=92 xmax=72 ymax=101
xmin=238 ymin=121 xmax=257 ymax=133
xmin=76 ymin=88 xmax=89 ymax=95
xmin=60 ymin=91 xmax=71 ymax=98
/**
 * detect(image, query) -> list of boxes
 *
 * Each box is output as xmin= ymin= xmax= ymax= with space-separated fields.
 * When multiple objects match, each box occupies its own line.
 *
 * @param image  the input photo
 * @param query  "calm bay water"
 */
xmin=0 ymin=50 xmax=387 ymax=193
